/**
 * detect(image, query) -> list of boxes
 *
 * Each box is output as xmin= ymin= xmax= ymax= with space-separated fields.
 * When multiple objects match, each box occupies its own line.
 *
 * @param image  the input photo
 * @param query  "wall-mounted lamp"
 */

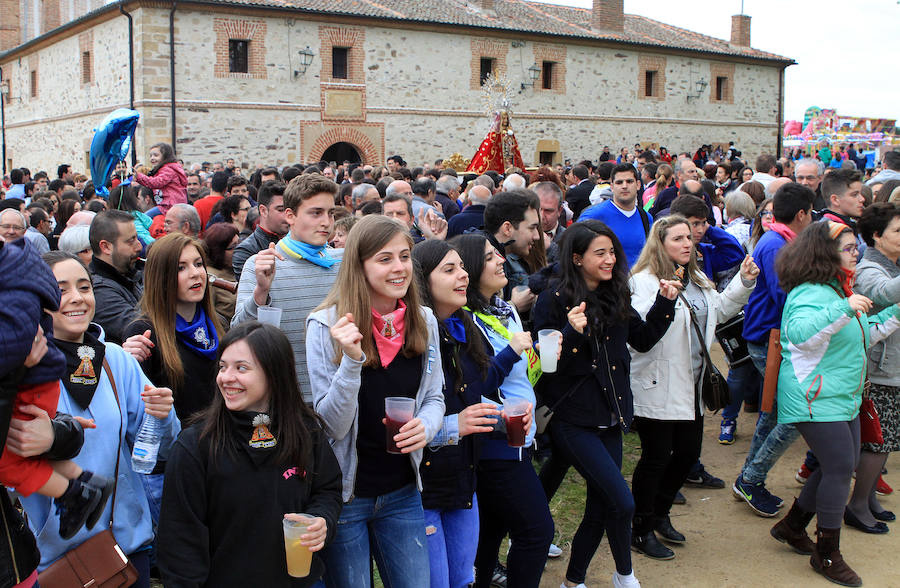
xmin=0 ymin=80 xmax=9 ymax=97
xmin=520 ymin=63 xmax=541 ymax=90
xmin=294 ymin=46 xmax=315 ymax=78
xmin=687 ymin=76 xmax=708 ymax=101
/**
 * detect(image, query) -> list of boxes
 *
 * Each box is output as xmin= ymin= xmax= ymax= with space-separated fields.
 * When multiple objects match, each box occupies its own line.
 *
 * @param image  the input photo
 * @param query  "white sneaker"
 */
xmin=612 ymin=571 xmax=641 ymax=588
xmin=548 ymin=542 xmax=563 ymax=558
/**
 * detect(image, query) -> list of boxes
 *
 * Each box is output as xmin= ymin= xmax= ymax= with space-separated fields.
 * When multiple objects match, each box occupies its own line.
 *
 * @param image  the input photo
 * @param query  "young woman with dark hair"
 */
xmin=158 ymin=322 xmax=343 ymax=587
xmin=449 ymin=233 xmax=553 ymax=588
xmin=770 ymin=221 xmax=900 ymax=587
xmin=202 ymin=222 xmax=240 ymax=328
xmin=49 ymin=199 xmax=81 ymax=250
xmin=306 ymin=215 xmax=445 ymax=588
xmin=532 ymin=220 xmax=678 ymax=588
xmin=133 ymin=143 xmax=187 ymax=217
xmin=412 ymin=239 xmax=530 ymax=588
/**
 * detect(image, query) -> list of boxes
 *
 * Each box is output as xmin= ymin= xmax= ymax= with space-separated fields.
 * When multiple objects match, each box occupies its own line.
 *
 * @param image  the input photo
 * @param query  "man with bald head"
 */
xmin=764 ymin=177 xmax=792 ymax=199
xmin=448 ymin=184 xmax=492 ymax=238
xmin=794 ymin=159 xmax=826 ymax=210
xmin=649 ymin=157 xmax=700 ymax=217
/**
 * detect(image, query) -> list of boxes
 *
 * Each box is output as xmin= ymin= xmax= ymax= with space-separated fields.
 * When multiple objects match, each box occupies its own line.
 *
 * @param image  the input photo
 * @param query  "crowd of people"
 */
xmin=1 ymin=140 xmax=900 ymax=588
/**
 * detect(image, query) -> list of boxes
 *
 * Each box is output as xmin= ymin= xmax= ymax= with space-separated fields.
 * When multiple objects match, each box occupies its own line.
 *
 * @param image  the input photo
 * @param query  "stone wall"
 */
xmin=1 ymin=6 xmax=782 ymax=174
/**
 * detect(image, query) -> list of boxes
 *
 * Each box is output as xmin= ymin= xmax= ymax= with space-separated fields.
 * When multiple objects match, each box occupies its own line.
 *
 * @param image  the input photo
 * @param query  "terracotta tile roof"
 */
xmin=208 ymin=0 xmax=793 ymax=63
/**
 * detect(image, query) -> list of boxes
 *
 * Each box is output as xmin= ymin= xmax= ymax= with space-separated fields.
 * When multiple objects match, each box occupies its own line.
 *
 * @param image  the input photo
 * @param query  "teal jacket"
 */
xmin=778 ymin=281 xmax=900 ymax=424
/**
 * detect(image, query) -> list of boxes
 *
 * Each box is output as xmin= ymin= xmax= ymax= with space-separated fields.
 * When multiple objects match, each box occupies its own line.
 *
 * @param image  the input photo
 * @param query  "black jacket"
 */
xmin=447 ymin=204 xmax=486 ymax=238
xmin=89 ymin=257 xmax=143 ymax=345
xmin=233 ymin=226 xmax=280 ymax=279
xmin=565 ymin=180 xmax=594 ymax=220
xmin=421 ymin=326 xmax=517 ymax=510
xmin=532 ymin=287 xmax=675 ymax=431
xmin=158 ymin=422 xmax=343 ymax=588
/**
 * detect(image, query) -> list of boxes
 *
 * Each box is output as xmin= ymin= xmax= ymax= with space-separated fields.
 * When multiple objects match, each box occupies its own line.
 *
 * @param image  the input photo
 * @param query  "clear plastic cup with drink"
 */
xmin=257 ymin=306 xmax=283 ymax=327
xmin=502 ymin=397 xmax=530 ymax=447
xmin=283 ymin=514 xmax=314 ymax=578
xmin=384 ymin=397 xmax=416 ymax=454
xmin=537 ymin=329 xmax=562 ymax=373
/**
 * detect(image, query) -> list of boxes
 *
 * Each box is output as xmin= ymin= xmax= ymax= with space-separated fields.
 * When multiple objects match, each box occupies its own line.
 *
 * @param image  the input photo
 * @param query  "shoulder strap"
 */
xmin=638 ymin=205 xmax=650 ymax=237
xmin=101 ymin=359 xmax=123 ymax=527
xmin=677 ymin=291 xmax=716 ymax=371
xmin=546 ymin=332 xmax=600 ymax=412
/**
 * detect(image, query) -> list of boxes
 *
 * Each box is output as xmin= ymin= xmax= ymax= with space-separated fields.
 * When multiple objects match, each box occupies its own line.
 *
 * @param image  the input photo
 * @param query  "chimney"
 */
xmin=472 ymin=0 xmax=494 ymax=13
xmin=730 ymin=14 xmax=751 ymax=47
xmin=592 ymin=0 xmax=624 ymax=34
xmin=0 ymin=0 xmax=21 ymax=52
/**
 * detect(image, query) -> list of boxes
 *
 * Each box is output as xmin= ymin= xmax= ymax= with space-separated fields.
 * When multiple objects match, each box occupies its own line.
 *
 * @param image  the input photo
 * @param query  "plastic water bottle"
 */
xmin=131 ymin=416 xmax=163 ymax=474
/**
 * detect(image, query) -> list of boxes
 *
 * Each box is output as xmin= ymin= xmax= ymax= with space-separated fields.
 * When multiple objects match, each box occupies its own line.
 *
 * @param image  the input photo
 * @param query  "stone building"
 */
xmin=0 ymin=0 xmax=793 ymax=174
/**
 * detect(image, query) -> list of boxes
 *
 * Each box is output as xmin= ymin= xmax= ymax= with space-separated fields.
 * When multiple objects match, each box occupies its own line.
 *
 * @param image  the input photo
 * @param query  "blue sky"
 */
xmin=538 ymin=0 xmax=899 ymax=123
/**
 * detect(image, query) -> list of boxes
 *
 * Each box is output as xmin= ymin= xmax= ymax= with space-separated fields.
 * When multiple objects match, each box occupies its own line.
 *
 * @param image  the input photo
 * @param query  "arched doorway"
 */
xmin=321 ymin=142 xmax=362 ymax=165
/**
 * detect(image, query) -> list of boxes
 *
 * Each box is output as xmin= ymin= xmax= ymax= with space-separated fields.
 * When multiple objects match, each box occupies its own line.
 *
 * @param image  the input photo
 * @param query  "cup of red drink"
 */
xmin=384 ymin=397 xmax=416 ymax=454
xmin=503 ymin=398 xmax=529 ymax=447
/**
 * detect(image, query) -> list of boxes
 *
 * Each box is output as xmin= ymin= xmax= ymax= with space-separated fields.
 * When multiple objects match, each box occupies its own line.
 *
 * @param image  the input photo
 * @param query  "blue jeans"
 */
xmin=741 ymin=341 xmax=800 ymax=484
xmin=321 ymin=483 xmax=429 ymax=588
xmin=550 ymin=420 xmax=633 ymax=581
xmin=139 ymin=472 xmax=164 ymax=567
xmin=722 ymin=361 xmax=761 ymax=421
xmin=425 ymin=495 xmax=479 ymax=588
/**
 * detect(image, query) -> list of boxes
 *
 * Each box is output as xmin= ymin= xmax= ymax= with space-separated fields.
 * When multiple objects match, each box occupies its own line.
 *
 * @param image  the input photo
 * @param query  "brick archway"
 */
xmin=308 ymin=127 xmax=379 ymax=165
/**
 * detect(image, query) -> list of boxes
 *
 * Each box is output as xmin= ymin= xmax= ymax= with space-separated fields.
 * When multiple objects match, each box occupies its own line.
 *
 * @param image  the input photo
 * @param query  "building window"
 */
xmin=30 ymin=70 xmax=37 ymax=97
xmin=644 ymin=70 xmax=656 ymax=97
xmin=480 ymin=57 xmax=495 ymax=85
xmin=542 ymin=61 xmax=554 ymax=90
xmin=81 ymin=51 xmax=92 ymax=83
xmin=539 ymin=151 xmax=555 ymax=165
xmin=332 ymin=47 xmax=349 ymax=80
xmin=715 ymin=76 xmax=727 ymax=101
xmin=229 ymin=40 xmax=249 ymax=73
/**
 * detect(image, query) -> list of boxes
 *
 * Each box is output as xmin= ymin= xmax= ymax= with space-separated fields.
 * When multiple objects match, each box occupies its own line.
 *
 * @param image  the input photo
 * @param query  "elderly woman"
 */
xmin=722 ymin=191 xmax=758 ymax=251
xmin=57 ymin=224 xmax=93 ymax=267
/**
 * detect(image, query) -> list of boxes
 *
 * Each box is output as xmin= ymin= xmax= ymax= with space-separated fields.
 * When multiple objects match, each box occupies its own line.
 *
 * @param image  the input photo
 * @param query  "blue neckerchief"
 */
xmin=278 ymin=235 xmax=337 ymax=268
xmin=175 ymin=306 xmax=219 ymax=360
xmin=443 ymin=316 xmax=467 ymax=343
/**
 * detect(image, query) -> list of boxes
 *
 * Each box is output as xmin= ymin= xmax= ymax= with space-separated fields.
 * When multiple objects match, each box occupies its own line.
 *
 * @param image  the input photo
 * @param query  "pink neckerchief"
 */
xmin=371 ymin=300 xmax=407 ymax=368
xmin=767 ymin=221 xmax=797 ymax=243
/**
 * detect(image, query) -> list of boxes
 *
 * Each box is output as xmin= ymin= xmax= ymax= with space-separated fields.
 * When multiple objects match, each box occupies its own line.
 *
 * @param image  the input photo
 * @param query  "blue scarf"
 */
xmin=278 ymin=236 xmax=337 ymax=268
xmin=443 ymin=316 xmax=467 ymax=343
xmin=175 ymin=306 xmax=219 ymax=360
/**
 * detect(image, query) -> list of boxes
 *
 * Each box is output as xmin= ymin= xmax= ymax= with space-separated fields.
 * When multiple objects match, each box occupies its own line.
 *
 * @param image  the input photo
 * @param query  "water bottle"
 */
xmin=131 ymin=416 xmax=163 ymax=474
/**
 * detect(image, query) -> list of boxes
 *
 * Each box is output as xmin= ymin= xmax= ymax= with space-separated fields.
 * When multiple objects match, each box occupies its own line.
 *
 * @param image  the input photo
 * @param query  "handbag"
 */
xmin=761 ymin=328 xmax=782 ymax=413
xmin=679 ymin=292 xmax=730 ymax=413
xmin=38 ymin=360 xmax=139 ymax=588
xmin=860 ymin=384 xmax=885 ymax=445
xmin=715 ymin=311 xmax=751 ymax=367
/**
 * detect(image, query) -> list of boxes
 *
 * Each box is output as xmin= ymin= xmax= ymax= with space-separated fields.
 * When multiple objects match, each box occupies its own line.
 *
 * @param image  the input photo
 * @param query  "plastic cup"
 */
xmin=283 ymin=515 xmax=314 ymax=578
xmin=384 ymin=397 xmax=416 ymax=454
xmin=503 ymin=397 xmax=530 ymax=447
xmin=538 ymin=329 xmax=562 ymax=373
xmin=257 ymin=306 xmax=283 ymax=327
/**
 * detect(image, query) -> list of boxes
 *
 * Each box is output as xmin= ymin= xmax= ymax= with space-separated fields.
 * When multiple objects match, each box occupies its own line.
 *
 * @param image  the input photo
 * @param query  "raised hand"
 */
xmin=567 ymin=302 xmax=588 ymax=333
xmin=123 ymin=329 xmax=154 ymax=362
xmin=330 ymin=313 xmax=364 ymax=361
xmin=740 ymin=254 xmax=760 ymax=281
xmin=253 ymin=243 xmax=285 ymax=306
xmin=658 ymin=279 xmax=682 ymax=300
xmin=142 ymin=384 xmax=174 ymax=419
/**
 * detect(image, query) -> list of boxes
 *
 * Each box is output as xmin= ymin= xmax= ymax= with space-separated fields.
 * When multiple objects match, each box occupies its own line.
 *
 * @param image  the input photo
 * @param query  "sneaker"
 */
xmin=718 ymin=418 xmax=736 ymax=445
xmin=54 ymin=479 xmax=103 ymax=540
xmin=732 ymin=475 xmax=779 ymax=517
xmin=876 ymin=475 xmax=893 ymax=496
xmin=491 ymin=563 xmax=508 ymax=588
xmin=795 ymin=463 xmax=812 ymax=485
xmin=613 ymin=571 xmax=642 ymax=588
xmin=672 ymin=490 xmax=687 ymax=505
xmin=757 ymin=484 xmax=784 ymax=509
xmin=548 ymin=543 xmax=563 ymax=558
xmin=685 ymin=466 xmax=725 ymax=489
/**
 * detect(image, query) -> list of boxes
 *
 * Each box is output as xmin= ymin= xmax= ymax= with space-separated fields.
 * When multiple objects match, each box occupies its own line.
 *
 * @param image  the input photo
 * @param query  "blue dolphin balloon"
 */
xmin=90 ymin=108 xmax=140 ymax=197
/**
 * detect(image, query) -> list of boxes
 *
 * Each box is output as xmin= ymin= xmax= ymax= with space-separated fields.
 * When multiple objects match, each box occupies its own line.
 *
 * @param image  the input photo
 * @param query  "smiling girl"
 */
xmin=133 ymin=143 xmax=187 ymax=217
xmin=306 ymin=215 xmax=445 ymax=588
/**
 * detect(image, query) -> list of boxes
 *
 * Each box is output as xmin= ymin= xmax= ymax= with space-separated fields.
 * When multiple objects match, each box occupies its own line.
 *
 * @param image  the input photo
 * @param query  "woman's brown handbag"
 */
xmin=37 ymin=360 xmax=139 ymax=588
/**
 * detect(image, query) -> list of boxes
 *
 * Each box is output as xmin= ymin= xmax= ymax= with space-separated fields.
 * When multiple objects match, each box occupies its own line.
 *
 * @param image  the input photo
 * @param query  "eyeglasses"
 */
xmin=759 ymin=210 xmax=774 ymax=218
xmin=841 ymin=244 xmax=859 ymax=255
xmin=0 ymin=224 xmax=26 ymax=232
xmin=239 ymin=207 xmax=251 ymax=212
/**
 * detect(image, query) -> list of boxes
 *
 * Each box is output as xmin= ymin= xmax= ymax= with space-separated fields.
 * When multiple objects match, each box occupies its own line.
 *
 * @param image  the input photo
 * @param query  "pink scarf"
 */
xmin=767 ymin=221 xmax=797 ymax=243
xmin=371 ymin=300 xmax=407 ymax=368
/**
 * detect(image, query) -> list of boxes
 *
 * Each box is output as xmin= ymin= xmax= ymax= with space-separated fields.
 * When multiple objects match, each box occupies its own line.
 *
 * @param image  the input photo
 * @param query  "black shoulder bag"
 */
xmin=678 ymin=292 xmax=730 ymax=413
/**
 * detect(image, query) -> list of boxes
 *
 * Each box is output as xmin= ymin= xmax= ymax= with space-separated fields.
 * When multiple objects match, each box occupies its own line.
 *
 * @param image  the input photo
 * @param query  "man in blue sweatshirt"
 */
xmin=733 ymin=183 xmax=814 ymax=517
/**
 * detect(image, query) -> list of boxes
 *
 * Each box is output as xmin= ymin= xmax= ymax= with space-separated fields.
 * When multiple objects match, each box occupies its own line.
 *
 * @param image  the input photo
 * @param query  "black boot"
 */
xmin=770 ymin=499 xmax=815 ymax=555
xmin=655 ymin=515 xmax=686 ymax=544
xmin=810 ymin=526 xmax=862 ymax=587
xmin=54 ymin=479 xmax=102 ymax=540
xmin=631 ymin=515 xmax=674 ymax=560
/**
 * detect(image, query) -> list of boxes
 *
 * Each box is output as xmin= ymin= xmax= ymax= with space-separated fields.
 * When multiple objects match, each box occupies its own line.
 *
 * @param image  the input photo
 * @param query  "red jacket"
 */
xmin=135 ymin=162 xmax=187 ymax=213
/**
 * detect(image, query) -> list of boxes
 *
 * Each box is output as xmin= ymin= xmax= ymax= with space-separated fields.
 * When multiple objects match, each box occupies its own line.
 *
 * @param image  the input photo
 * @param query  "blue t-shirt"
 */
xmin=578 ymin=199 xmax=652 ymax=268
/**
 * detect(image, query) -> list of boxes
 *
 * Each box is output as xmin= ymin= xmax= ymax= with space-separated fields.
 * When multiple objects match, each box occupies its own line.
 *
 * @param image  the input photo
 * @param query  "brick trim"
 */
xmin=637 ymin=54 xmax=666 ymax=101
xmin=28 ymin=53 xmax=39 ymax=100
xmin=79 ymin=31 xmax=93 ymax=86
xmin=470 ymin=38 xmax=508 ymax=89
xmin=532 ymin=43 xmax=566 ymax=94
xmin=709 ymin=62 xmax=735 ymax=104
xmin=213 ymin=18 xmax=268 ymax=79
xmin=302 ymin=122 xmax=383 ymax=165
xmin=318 ymin=25 xmax=365 ymax=84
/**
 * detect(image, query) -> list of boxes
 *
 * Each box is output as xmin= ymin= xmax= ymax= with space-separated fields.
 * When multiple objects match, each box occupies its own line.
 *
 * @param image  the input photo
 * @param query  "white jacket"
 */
xmin=628 ymin=270 xmax=753 ymax=420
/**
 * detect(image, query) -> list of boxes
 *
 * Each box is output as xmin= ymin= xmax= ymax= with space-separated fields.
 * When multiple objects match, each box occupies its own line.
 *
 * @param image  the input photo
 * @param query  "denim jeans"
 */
xmin=722 ymin=361 xmax=761 ymax=421
xmin=550 ymin=420 xmax=634 ymax=580
xmin=740 ymin=341 xmax=800 ymax=484
xmin=139 ymin=472 xmax=164 ymax=567
xmin=321 ymin=483 xmax=429 ymax=588
xmin=424 ymin=494 xmax=479 ymax=588
xmin=474 ymin=456 xmax=554 ymax=588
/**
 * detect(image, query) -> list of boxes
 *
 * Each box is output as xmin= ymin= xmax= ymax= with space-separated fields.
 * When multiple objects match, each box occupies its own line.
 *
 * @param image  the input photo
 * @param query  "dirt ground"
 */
xmin=539 ymin=375 xmax=900 ymax=587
